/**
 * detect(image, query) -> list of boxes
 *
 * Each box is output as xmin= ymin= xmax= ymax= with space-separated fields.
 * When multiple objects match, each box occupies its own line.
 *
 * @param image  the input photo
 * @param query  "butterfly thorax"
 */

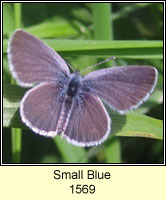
xmin=67 ymin=72 xmax=82 ymax=97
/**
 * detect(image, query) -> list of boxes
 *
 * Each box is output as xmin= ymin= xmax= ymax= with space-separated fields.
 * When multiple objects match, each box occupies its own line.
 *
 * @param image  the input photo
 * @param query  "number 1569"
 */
xmin=70 ymin=184 xmax=95 ymax=194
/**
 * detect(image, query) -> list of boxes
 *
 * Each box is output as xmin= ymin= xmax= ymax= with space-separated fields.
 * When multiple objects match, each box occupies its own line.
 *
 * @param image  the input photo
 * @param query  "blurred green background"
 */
xmin=3 ymin=3 xmax=163 ymax=164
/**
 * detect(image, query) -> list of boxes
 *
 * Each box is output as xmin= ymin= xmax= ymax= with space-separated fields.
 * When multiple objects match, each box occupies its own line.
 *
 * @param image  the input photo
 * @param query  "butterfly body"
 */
xmin=57 ymin=72 xmax=93 ymax=136
xmin=56 ymin=95 xmax=74 ymax=135
xmin=67 ymin=72 xmax=82 ymax=98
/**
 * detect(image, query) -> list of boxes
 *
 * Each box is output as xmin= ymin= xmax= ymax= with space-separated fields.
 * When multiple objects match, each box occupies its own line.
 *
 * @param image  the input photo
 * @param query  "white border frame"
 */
xmin=1 ymin=0 xmax=165 ymax=166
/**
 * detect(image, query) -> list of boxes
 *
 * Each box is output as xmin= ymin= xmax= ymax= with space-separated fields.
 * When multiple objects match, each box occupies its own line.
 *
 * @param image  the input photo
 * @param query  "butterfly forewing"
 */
xmin=8 ymin=30 xmax=70 ymax=87
xmin=83 ymin=66 xmax=157 ymax=114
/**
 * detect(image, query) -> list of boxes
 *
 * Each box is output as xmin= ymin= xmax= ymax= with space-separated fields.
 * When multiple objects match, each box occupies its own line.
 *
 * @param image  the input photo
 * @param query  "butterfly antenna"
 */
xmin=66 ymin=61 xmax=75 ymax=72
xmin=81 ymin=56 xmax=116 ymax=73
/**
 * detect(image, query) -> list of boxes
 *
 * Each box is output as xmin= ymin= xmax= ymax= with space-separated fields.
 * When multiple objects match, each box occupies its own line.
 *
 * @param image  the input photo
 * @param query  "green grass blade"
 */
xmin=10 ymin=3 xmax=22 ymax=163
xmin=92 ymin=3 xmax=112 ymax=40
xmin=3 ymin=3 xmax=15 ymax=36
xmin=4 ymin=39 xmax=163 ymax=59
xmin=11 ymin=128 xmax=22 ymax=163
xmin=105 ymin=137 xmax=121 ymax=163
xmin=92 ymin=3 xmax=121 ymax=163
xmin=110 ymin=111 xmax=163 ymax=140
xmin=24 ymin=21 xmax=79 ymax=38
xmin=14 ymin=3 xmax=22 ymax=29
xmin=54 ymin=136 xmax=88 ymax=163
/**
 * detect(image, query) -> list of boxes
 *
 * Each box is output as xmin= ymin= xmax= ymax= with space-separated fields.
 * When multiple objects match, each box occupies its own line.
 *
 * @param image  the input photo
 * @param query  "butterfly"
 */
xmin=8 ymin=30 xmax=158 ymax=147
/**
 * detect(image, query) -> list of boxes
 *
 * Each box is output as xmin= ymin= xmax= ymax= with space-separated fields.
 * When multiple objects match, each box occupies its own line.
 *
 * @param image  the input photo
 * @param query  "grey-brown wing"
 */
xmin=63 ymin=93 xmax=111 ymax=147
xmin=8 ymin=29 xmax=70 ymax=87
xmin=83 ymin=66 xmax=157 ymax=114
xmin=20 ymin=83 xmax=64 ymax=137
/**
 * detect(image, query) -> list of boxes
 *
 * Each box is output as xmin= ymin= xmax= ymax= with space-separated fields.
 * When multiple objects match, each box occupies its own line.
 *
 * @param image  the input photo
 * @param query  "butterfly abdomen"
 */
xmin=57 ymin=96 xmax=74 ymax=134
